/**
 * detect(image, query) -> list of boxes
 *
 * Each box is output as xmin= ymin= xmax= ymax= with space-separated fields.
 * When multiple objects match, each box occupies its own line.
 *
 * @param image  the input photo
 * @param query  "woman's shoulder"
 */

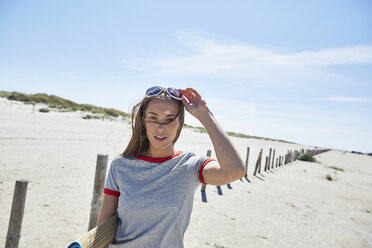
xmin=179 ymin=151 xmax=209 ymax=163
xmin=181 ymin=151 xmax=208 ymax=158
xmin=110 ymin=154 xmax=138 ymax=167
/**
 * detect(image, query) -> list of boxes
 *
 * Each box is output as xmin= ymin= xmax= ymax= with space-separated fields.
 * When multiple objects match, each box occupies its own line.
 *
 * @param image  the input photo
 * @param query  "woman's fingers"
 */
xmin=179 ymin=90 xmax=191 ymax=102
xmin=187 ymin=88 xmax=200 ymax=98
xmin=179 ymin=88 xmax=199 ymax=102
xmin=181 ymin=89 xmax=194 ymax=98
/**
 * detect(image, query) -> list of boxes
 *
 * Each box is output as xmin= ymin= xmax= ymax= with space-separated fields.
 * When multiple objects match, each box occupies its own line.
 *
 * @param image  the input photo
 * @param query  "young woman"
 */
xmin=98 ymin=87 xmax=245 ymax=247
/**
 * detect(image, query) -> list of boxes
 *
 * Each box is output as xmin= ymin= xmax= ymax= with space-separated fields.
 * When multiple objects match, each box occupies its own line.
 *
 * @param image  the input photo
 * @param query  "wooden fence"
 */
xmin=4 ymin=147 xmax=329 ymax=248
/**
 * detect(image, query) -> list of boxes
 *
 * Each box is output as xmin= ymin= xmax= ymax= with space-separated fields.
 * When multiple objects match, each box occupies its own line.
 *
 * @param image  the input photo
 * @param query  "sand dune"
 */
xmin=1 ymin=97 xmax=371 ymax=247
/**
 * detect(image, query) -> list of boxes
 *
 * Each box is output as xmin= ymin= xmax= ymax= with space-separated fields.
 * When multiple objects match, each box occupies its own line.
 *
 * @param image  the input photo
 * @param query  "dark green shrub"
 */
xmin=83 ymin=114 xmax=100 ymax=120
xmin=328 ymin=166 xmax=344 ymax=172
xmin=298 ymin=153 xmax=316 ymax=162
xmin=39 ymin=108 xmax=50 ymax=113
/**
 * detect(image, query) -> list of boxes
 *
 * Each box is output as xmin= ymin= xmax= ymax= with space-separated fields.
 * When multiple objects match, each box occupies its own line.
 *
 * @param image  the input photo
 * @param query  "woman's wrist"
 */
xmin=195 ymin=107 xmax=213 ymax=124
xmin=197 ymin=110 xmax=220 ymax=134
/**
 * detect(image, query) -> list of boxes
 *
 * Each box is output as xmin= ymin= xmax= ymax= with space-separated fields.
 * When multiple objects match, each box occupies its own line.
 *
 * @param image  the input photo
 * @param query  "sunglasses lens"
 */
xmin=167 ymin=87 xmax=182 ymax=99
xmin=146 ymin=86 xmax=163 ymax=97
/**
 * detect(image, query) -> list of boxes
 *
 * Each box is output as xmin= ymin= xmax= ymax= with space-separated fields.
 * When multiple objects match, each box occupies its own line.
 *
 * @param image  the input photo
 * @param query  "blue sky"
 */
xmin=1 ymin=0 xmax=371 ymax=153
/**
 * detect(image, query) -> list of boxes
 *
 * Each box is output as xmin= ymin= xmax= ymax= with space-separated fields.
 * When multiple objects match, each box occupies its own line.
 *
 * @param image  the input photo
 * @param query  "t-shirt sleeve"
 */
xmin=194 ymin=155 xmax=216 ymax=185
xmin=104 ymin=160 xmax=120 ymax=197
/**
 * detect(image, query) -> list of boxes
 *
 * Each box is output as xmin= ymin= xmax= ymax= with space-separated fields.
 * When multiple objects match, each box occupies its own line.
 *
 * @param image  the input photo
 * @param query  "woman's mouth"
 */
xmin=154 ymin=136 xmax=166 ymax=141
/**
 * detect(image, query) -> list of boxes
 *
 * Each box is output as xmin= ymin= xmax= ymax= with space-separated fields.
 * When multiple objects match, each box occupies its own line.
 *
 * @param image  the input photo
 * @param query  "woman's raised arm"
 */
xmin=178 ymin=88 xmax=246 ymax=186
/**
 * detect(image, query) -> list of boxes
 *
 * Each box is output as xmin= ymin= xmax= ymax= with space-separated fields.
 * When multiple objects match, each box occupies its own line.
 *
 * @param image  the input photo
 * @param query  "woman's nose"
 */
xmin=156 ymin=123 xmax=165 ymax=130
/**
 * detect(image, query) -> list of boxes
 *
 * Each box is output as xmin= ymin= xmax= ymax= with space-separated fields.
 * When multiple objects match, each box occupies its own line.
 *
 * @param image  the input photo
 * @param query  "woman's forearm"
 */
xmin=97 ymin=194 xmax=118 ymax=226
xmin=198 ymin=109 xmax=246 ymax=180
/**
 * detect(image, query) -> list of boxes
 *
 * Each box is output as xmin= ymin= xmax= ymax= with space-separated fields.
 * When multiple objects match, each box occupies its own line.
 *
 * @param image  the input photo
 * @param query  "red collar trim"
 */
xmin=136 ymin=151 xmax=183 ymax=163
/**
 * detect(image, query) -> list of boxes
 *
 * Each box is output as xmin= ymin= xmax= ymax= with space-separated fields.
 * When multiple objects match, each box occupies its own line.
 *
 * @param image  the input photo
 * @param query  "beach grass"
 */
xmin=0 ymin=90 xmax=129 ymax=119
xmin=183 ymin=124 xmax=294 ymax=143
xmin=325 ymin=174 xmax=333 ymax=181
xmin=82 ymin=114 xmax=101 ymax=120
xmin=226 ymin=131 xmax=295 ymax=143
xmin=328 ymin=166 xmax=344 ymax=172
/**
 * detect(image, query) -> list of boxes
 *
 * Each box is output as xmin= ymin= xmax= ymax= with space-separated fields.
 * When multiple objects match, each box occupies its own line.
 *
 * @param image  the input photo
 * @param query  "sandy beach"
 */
xmin=1 ymin=97 xmax=371 ymax=248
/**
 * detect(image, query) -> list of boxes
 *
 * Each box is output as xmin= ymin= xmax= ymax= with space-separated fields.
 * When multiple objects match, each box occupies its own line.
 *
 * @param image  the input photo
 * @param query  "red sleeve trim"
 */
xmin=199 ymin=158 xmax=216 ymax=185
xmin=104 ymin=188 xmax=120 ymax=197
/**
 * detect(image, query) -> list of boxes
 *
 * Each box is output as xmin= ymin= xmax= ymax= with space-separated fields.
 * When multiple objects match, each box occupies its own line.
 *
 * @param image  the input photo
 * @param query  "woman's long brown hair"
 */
xmin=121 ymin=93 xmax=184 ymax=158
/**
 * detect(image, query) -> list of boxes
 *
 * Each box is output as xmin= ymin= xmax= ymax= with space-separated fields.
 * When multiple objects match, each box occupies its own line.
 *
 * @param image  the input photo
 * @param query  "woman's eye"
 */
xmin=148 ymin=116 xmax=156 ymax=120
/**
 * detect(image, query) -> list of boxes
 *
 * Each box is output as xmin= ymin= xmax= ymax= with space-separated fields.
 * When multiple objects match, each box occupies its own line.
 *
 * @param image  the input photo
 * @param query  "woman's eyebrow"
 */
xmin=147 ymin=111 xmax=177 ymax=117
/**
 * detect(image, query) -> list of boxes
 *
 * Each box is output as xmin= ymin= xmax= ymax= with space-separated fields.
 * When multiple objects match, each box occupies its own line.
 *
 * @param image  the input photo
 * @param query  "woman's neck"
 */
xmin=144 ymin=147 xmax=175 ymax=158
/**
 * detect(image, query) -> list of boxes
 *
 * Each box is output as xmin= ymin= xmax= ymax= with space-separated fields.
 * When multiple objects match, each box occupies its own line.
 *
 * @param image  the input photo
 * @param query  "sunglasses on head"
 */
xmin=145 ymin=86 xmax=183 ymax=101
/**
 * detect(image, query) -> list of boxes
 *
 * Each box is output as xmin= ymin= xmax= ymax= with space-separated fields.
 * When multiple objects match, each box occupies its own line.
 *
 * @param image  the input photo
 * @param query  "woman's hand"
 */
xmin=178 ymin=88 xmax=210 ymax=120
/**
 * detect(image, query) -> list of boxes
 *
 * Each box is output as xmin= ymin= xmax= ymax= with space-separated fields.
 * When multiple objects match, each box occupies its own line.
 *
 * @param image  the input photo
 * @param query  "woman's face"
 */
xmin=144 ymin=98 xmax=181 ymax=153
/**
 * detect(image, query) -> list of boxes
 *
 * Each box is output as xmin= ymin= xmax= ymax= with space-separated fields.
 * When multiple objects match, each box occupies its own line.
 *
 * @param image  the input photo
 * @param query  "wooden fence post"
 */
xmin=201 ymin=150 xmax=211 ymax=192
xmin=268 ymin=148 xmax=272 ymax=170
xmin=291 ymin=151 xmax=294 ymax=162
xmin=280 ymin=156 xmax=283 ymax=166
xmin=258 ymin=149 xmax=262 ymax=174
xmin=244 ymin=147 xmax=250 ymax=177
xmin=253 ymin=149 xmax=263 ymax=176
xmin=284 ymin=151 xmax=288 ymax=164
xmin=290 ymin=151 xmax=293 ymax=162
xmin=271 ymin=149 xmax=275 ymax=169
xmin=264 ymin=156 xmax=268 ymax=171
xmin=264 ymin=155 xmax=267 ymax=171
xmin=88 ymin=153 xmax=109 ymax=231
xmin=5 ymin=179 xmax=28 ymax=248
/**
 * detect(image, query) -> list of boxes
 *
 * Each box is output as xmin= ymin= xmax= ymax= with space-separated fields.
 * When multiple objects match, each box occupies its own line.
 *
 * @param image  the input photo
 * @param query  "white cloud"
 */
xmin=326 ymin=96 xmax=372 ymax=103
xmin=123 ymin=30 xmax=372 ymax=78
xmin=275 ymin=46 xmax=372 ymax=67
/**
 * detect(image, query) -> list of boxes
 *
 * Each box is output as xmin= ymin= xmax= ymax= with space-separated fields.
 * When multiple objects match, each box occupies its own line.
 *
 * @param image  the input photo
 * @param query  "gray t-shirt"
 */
xmin=104 ymin=151 xmax=214 ymax=248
